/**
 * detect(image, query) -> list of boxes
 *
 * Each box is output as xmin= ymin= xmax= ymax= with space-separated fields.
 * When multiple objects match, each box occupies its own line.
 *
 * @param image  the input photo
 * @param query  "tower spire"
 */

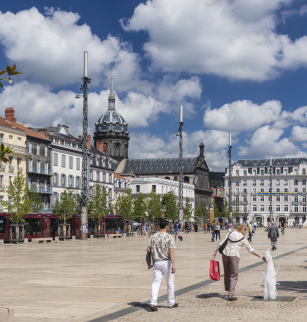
xmin=108 ymin=73 xmax=116 ymax=110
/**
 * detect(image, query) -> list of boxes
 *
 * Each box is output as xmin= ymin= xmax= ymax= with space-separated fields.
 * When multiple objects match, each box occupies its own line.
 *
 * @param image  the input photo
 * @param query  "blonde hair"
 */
xmin=236 ymin=225 xmax=247 ymax=234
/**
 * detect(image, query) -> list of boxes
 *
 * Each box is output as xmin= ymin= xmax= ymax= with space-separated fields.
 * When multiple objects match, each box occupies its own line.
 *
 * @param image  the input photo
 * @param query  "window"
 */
xmin=76 ymin=176 xmax=80 ymax=189
xmin=115 ymin=145 xmax=119 ymax=156
xmin=136 ymin=185 xmax=140 ymax=192
xmin=37 ymin=144 xmax=40 ymax=155
xmin=236 ymin=170 xmax=239 ymax=176
xmin=61 ymin=174 xmax=66 ymax=187
xmin=284 ymin=179 xmax=288 ymax=185
xmin=268 ymin=205 xmax=272 ymax=211
xmin=284 ymin=169 xmax=288 ymax=175
xmin=243 ymin=180 xmax=247 ymax=186
xmin=61 ymin=155 xmax=66 ymax=167
xmin=295 ymin=206 xmax=298 ymax=213
xmin=28 ymin=178 xmax=31 ymax=188
xmin=260 ymin=180 xmax=264 ymax=186
xmin=294 ymin=196 xmax=298 ymax=203
xmin=90 ymin=170 xmax=93 ymax=180
xmin=96 ymin=172 xmax=100 ymax=181
xmin=77 ymin=158 xmax=80 ymax=170
xmin=260 ymin=205 xmax=264 ymax=212
xmin=69 ymin=156 xmax=73 ymax=169
xmin=295 ymin=169 xmax=298 ymax=175
xmin=295 ymin=188 xmax=298 ymax=192
xmin=261 ymin=169 xmax=264 ymax=175
xmin=68 ymin=175 xmax=74 ymax=188
xmin=37 ymin=179 xmax=39 ymax=188
xmin=304 ymin=188 xmax=306 ymax=192
xmin=29 ymin=142 xmax=32 ymax=153
xmin=37 ymin=160 xmax=41 ymax=172
xmin=276 ymin=205 xmax=280 ymax=212
xmin=252 ymin=180 xmax=256 ymax=186
xmin=243 ymin=206 xmax=247 ymax=213
xmin=284 ymin=195 xmax=288 ymax=201
xmin=276 ymin=169 xmax=280 ymax=175
xmin=244 ymin=170 xmax=247 ymax=176
xmin=253 ymin=170 xmax=256 ymax=175
xmin=303 ymin=179 xmax=306 ymax=185
xmin=284 ymin=188 xmax=288 ymax=192
xmin=236 ymin=180 xmax=239 ymax=186
xmin=260 ymin=195 xmax=264 ymax=201
xmin=54 ymin=153 xmax=58 ymax=166
xmin=304 ymin=206 xmax=307 ymax=213
xmin=253 ymin=196 xmax=257 ymax=201
xmin=152 ymin=185 xmax=156 ymax=192
xmin=276 ymin=195 xmax=280 ymax=202
xmin=45 ymin=146 xmax=48 ymax=157
xmin=109 ymin=189 xmax=112 ymax=199
xmin=284 ymin=205 xmax=288 ymax=212
xmin=294 ymin=179 xmax=298 ymax=185
xmin=276 ymin=179 xmax=280 ymax=186
xmin=109 ymin=174 xmax=112 ymax=183
xmin=53 ymin=173 xmax=58 ymax=186
xmin=253 ymin=205 xmax=257 ymax=211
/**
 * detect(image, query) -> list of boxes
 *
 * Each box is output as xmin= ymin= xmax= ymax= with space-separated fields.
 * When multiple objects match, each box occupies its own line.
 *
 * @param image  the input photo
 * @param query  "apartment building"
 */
xmin=225 ymin=158 xmax=307 ymax=226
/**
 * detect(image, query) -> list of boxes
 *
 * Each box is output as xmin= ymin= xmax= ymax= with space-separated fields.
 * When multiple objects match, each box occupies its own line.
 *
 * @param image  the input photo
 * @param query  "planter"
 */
xmin=58 ymin=224 xmax=71 ymax=240
xmin=9 ymin=223 xmax=25 ymax=244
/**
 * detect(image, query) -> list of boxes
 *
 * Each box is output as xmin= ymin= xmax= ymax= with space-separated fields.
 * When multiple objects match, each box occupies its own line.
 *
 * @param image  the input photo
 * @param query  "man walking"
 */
xmin=147 ymin=219 xmax=178 ymax=311
xmin=247 ymin=221 xmax=253 ymax=242
xmin=268 ymin=220 xmax=279 ymax=251
xmin=174 ymin=222 xmax=180 ymax=241
xmin=142 ymin=223 xmax=147 ymax=237
xmin=211 ymin=222 xmax=216 ymax=242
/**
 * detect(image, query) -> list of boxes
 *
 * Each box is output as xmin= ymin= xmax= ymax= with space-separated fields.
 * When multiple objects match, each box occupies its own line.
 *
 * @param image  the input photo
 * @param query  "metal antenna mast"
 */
xmin=270 ymin=156 xmax=273 ymax=222
xmin=76 ymin=51 xmax=91 ymax=240
xmin=178 ymin=104 xmax=184 ymax=222
xmin=228 ymin=133 xmax=232 ymax=216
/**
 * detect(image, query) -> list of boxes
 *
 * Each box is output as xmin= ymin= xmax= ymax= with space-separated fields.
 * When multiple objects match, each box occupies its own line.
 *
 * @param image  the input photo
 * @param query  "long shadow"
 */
xmin=127 ymin=302 xmax=151 ymax=312
xmin=196 ymin=293 xmax=228 ymax=300
xmin=278 ymin=281 xmax=307 ymax=294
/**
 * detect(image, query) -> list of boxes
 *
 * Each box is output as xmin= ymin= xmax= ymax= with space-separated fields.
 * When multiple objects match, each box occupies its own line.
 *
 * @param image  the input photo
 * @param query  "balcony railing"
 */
xmin=300 ymin=201 xmax=307 ymax=205
xmin=292 ymin=201 xmax=299 ymax=205
xmin=234 ymin=192 xmax=240 ymax=196
xmin=251 ymin=191 xmax=258 ymax=195
xmin=240 ymin=201 xmax=248 ymax=205
xmin=38 ymin=187 xmax=53 ymax=194
xmin=0 ymin=165 xmax=5 ymax=171
xmin=241 ymin=192 xmax=248 ymax=196
xmin=4 ymin=142 xmax=28 ymax=153
xmin=27 ymin=167 xmax=53 ymax=175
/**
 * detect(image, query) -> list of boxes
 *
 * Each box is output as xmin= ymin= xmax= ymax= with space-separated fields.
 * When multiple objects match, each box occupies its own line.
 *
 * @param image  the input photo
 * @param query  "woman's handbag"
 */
xmin=209 ymin=259 xmax=220 ymax=281
xmin=219 ymin=233 xmax=244 ymax=254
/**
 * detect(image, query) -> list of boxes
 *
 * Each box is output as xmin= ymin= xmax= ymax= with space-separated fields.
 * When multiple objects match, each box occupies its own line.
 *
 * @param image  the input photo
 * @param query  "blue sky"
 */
xmin=1 ymin=0 xmax=307 ymax=171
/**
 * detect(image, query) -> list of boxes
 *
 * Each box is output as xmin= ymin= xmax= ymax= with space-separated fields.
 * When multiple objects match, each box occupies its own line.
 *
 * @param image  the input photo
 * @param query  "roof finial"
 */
xmin=110 ymin=72 xmax=114 ymax=95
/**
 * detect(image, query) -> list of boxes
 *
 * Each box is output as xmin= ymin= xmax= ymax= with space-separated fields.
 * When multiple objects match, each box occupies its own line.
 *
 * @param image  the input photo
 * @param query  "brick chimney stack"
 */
xmin=87 ymin=134 xmax=91 ymax=150
xmin=96 ymin=140 xmax=105 ymax=153
xmin=5 ymin=107 xmax=17 ymax=127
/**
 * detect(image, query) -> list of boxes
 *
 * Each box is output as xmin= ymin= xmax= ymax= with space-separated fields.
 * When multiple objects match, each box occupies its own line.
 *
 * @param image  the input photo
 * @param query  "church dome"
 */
xmin=95 ymin=75 xmax=128 ymax=133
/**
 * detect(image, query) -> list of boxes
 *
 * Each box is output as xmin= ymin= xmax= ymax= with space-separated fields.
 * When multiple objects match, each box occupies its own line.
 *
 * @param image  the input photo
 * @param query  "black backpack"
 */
xmin=219 ymin=233 xmax=245 ymax=254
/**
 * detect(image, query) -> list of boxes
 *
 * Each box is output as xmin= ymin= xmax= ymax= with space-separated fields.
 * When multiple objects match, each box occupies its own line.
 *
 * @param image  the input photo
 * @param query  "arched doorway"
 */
xmin=278 ymin=217 xmax=286 ymax=225
xmin=256 ymin=216 xmax=263 ymax=227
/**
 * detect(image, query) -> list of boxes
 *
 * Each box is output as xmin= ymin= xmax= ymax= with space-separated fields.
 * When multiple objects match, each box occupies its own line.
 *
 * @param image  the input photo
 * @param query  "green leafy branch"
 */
xmin=0 ymin=65 xmax=23 ymax=89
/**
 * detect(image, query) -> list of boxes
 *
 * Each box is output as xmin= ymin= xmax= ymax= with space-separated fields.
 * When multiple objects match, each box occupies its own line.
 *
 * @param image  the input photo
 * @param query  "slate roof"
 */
xmin=234 ymin=158 xmax=307 ymax=167
xmin=122 ymin=157 xmax=199 ymax=175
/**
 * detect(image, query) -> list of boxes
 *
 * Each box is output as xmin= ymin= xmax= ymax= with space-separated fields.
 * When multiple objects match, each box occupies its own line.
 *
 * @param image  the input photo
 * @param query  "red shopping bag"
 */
xmin=209 ymin=259 xmax=220 ymax=281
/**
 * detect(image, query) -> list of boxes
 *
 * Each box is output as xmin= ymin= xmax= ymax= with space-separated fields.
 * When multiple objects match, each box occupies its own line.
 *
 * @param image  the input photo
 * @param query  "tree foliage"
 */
xmin=194 ymin=202 xmax=209 ymax=221
xmin=219 ymin=200 xmax=231 ymax=219
xmin=53 ymin=190 xmax=79 ymax=223
xmin=162 ymin=190 xmax=178 ymax=222
xmin=115 ymin=188 xmax=134 ymax=220
xmin=0 ymin=143 xmax=12 ymax=164
xmin=133 ymin=193 xmax=147 ymax=223
xmin=23 ymin=185 xmax=43 ymax=214
xmin=147 ymin=188 xmax=162 ymax=222
xmin=0 ymin=64 xmax=23 ymax=89
xmin=183 ymin=197 xmax=194 ymax=222
xmin=88 ymin=182 xmax=109 ymax=223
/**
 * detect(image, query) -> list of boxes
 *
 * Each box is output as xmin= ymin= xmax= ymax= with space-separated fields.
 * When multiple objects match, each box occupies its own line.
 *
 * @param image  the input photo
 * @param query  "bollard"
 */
xmin=133 ymin=232 xmax=137 ymax=237
xmin=24 ymin=238 xmax=28 ymax=244
xmin=0 ymin=240 xmax=4 ymax=245
xmin=90 ymin=235 xmax=94 ymax=239
xmin=72 ymin=236 xmax=76 ymax=240
xmin=105 ymin=234 xmax=108 ymax=238
xmin=123 ymin=233 xmax=126 ymax=237
xmin=55 ymin=237 xmax=59 ymax=243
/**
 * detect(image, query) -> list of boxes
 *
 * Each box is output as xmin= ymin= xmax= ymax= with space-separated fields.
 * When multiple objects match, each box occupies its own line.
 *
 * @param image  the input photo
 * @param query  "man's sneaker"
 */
xmin=150 ymin=305 xmax=158 ymax=312
xmin=228 ymin=296 xmax=237 ymax=301
xmin=169 ymin=303 xmax=179 ymax=308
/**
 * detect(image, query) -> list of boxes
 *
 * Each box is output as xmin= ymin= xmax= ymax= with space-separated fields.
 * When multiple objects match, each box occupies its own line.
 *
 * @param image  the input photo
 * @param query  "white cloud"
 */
xmin=0 ymin=7 xmax=140 ymax=90
xmin=204 ymin=100 xmax=282 ymax=132
xmin=290 ymin=125 xmax=307 ymax=142
xmin=122 ymin=0 xmax=307 ymax=81
xmin=238 ymin=125 xmax=299 ymax=157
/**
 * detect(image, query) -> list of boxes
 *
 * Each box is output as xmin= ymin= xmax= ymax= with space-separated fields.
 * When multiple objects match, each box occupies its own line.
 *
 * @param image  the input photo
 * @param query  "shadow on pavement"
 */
xmin=196 ymin=293 xmax=228 ymax=300
xmin=278 ymin=281 xmax=307 ymax=293
xmin=127 ymin=302 xmax=151 ymax=312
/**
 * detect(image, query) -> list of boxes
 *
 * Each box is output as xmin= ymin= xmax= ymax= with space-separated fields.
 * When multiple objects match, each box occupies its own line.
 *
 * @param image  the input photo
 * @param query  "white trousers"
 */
xmin=150 ymin=260 xmax=175 ymax=306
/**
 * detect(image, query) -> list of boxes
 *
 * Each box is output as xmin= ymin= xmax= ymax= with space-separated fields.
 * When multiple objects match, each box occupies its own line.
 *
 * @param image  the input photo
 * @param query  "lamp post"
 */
xmin=141 ymin=202 xmax=143 ymax=236
xmin=228 ymin=132 xmax=232 ymax=218
xmin=178 ymin=104 xmax=184 ymax=222
xmin=270 ymin=156 xmax=273 ymax=222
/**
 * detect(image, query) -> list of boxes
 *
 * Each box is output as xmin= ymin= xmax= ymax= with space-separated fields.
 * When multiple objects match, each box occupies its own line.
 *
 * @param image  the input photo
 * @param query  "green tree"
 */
xmin=219 ymin=200 xmax=230 ymax=219
xmin=195 ymin=202 xmax=209 ymax=222
xmin=24 ymin=185 xmax=43 ymax=213
xmin=147 ymin=188 xmax=162 ymax=223
xmin=88 ymin=183 xmax=109 ymax=237
xmin=183 ymin=197 xmax=194 ymax=222
xmin=116 ymin=188 xmax=134 ymax=220
xmin=162 ymin=190 xmax=178 ymax=223
xmin=53 ymin=190 xmax=77 ymax=223
xmin=133 ymin=193 xmax=148 ymax=225
xmin=0 ymin=144 xmax=12 ymax=164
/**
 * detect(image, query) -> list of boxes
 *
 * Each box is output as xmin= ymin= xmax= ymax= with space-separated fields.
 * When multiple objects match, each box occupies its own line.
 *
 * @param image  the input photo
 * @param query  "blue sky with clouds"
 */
xmin=1 ymin=0 xmax=307 ymax=171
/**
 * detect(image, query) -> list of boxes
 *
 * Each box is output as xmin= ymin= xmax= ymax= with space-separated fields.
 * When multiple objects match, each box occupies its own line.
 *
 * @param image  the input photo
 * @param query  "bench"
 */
xmin=113 ymin=234 xmax=122 ymax=238
xmin=31 ymin=237 xmax=53 ymax=243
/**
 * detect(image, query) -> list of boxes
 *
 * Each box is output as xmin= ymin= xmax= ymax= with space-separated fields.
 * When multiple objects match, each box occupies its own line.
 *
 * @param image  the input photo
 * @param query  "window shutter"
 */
xmin=265 ymin=167 xmax=268 ymax=174
xmin=257 ymin=168 xmax=260 ymax=174
xmin=248 ymin=168 xmax=252 ymax=174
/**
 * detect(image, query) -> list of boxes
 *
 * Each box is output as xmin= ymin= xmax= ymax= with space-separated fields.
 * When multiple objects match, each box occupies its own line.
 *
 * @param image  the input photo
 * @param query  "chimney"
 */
xmin=96 ymin=140 xmax=105 ymax=153
xmin=87 ymin=134 xmax=91 ymax=150
xmin=22 ymin=121 xmax=25 ymax=125
xmin=5 ymin=107 xmax=17 ymax=127
xmin=38 ymin=129 xmax=48 ymax=138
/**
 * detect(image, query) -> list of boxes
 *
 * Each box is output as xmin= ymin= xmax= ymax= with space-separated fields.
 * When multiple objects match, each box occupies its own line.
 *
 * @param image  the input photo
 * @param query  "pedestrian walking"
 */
xmin=280 ymin=221 xmax=285 ymax=235
xmin=211 ymin=222 xmax=216 ymax=242
xmin=142 ymin=223 xmax=147 ymax=237
xmin=268 ymin=221 xmax=279 ymax=250
xmin=212 ymin=225 xmax=267 ymax=301
xmin=215 ymin=222 xmax=221 ymax=241
xmin=203 ymin=222 xmax=207 ymax=233
xmin=253 ymin=221 xmax=257 ymax=231
xmin=247 ymin=221 xmax=253 ymax=242
xmin=148 ymin=224 xmax=152 ymax=237
xmin=147 ymin=219 xmax=178 ymax=311
xmin=207 ymin=223 xmax=211 ymax=233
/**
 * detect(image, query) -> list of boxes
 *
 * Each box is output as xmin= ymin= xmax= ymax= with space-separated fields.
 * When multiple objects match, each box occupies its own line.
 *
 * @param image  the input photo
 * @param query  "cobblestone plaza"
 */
xmin=1 ymin=229 xmax=307 ymax=321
